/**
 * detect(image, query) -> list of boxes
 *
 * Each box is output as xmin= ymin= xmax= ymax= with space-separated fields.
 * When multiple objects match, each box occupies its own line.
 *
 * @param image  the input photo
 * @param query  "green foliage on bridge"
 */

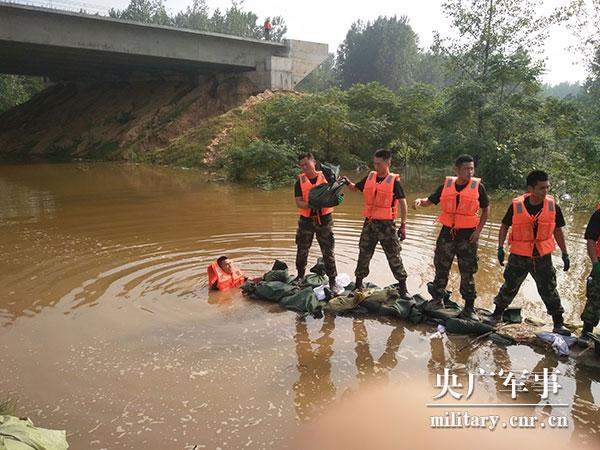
xmin=108 ymin=0 xmax=287 ymax=41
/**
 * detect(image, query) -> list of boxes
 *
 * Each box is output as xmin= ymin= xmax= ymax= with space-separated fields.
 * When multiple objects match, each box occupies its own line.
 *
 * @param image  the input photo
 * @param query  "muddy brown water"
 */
xmin=0 ymin=162 xmax=598 ymax=449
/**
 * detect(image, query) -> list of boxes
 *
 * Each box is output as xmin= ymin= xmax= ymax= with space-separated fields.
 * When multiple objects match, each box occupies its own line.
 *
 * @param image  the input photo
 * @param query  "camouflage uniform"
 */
xmin=494 ymin=253 xmax=564 ymax=316
xmin=581 ymin=274 xmax=600 ymax=327
xmin=430 ymin=230 xmax=478 ymax=302
xmin=354 ymin=219 xmax=407 ymax=282
xmin=295 ymin=217 xmax=337 ymax=279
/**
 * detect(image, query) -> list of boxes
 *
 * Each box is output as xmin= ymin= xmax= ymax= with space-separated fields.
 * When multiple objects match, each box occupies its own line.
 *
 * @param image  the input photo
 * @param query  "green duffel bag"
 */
xmin=309 ymin=257 xmax=326 ymax=276
xmin=323 ymin=293 xmax=363 ymax=313
xmin=426 ymin=307 xmax=462 ymax=321
xmin=308 ymin=181 xmax=346 ymax=209
xmin=241 ymin=279 xmax=257 ymax=296
xmin=445 ymin=317 xmax=494 ymax=335
xmin=254 ymin=281 xmax=298 ymax=302
xmin=279 ymin=288 xmax=320 ymax=315
xmin=302 ymin=273 xmax=328 ymax=288
xmin=263 ymin=269 xmax=292 ymax=283
xmin=391 ymin=298 xmax=424 ymax=324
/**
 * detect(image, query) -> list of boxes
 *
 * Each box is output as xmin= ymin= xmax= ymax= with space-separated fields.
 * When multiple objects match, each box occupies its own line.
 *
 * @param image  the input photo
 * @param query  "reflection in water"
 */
xmin=572 ymin=366 xmax=600 ymax=448
xmin=293 ymin=315 xmax=336 ymax=420
xmin=0 ymin=162 xmax=598 ymax=449
xmin=353 ymin=319 xmax=405 ymax=385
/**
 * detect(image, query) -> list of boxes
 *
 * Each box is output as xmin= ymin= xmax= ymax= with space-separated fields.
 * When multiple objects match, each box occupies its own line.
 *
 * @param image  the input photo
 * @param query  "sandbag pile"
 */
xmin=0 ymin=415 xmax=68 ymax=450
xmin=241 ymin=260 xmax=499 ymax=326
xmin=241 ymin=261 xmax=600 ymax=363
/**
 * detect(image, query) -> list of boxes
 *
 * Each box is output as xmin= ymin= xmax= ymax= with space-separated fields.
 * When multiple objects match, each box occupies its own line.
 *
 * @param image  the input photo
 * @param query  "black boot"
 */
xmin=425 ymin=282 xmax=444 ymax=310
xmin=552 ymin=315 xmax=572 ymax=336
xmin=577 ymin=322 xmax=594 ymax=347
xmin=291 ymin=274 xmax=304 ymax=286
xmin=458 ymin=298 xmax=479 ymax=321
xmin=354 ymin=278 xmax=363 ymax=291
xmin=484 ymin=306 xmax=505 ymax=326
xmin=397 ymin=279 xmax=412 ymax=300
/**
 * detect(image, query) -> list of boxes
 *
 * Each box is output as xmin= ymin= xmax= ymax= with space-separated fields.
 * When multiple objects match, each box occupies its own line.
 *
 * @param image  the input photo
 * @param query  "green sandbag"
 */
xmin=254 ymin=281 xmax=298 ymax=302
xmin=271 ymin=260 xmax=288 ymax=271
xmin=302 ymin=273 xmax=327 ymax=288
xmin=309 ymin=258 xmax=326 ymax=276
xmin=391 ymin=298 xmax=424 ymax=324
xmin=323 ymin=293 xmax=363 ymax=313
xmin=446 ymin=317 xmax=494 ymax=335
xmin=279 ymin=288 xmax=320 ymax=315
xmin=263 ymin=269 xmax=292 ymax=283
xmin=359 ymin=288 xmax=398 ymax=313
xmin=240 ymin=279 xmax=257 ymax=296
xmin=426 ymin=307 xmax=462 ymax=321
xmin=308 ymin=181 xmax=346 ymax=209
xmin=0 ymin=416 xmax=68 ymax=450
xmin=319 ymin=162 xmax=340 ymax=183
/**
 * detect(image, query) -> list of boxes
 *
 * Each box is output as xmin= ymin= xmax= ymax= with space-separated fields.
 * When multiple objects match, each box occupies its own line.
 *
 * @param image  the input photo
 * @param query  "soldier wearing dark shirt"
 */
xmin=579 ymin=206 xmax=600 ymax=344
xmin=342 ymin=149 xmax=410 ymax=297
xmin=486 ymin=170 xmax=571 ymax=336
xmin=294 ymin=153 xmax=338 ymax=291
xmin=413 ymin=154 xmax=490 ymax=319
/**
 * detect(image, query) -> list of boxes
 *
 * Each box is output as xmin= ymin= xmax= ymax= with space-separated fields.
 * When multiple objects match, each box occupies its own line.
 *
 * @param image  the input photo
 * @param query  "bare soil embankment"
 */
xmin=0 ymin=75 xmax=283 ymax=169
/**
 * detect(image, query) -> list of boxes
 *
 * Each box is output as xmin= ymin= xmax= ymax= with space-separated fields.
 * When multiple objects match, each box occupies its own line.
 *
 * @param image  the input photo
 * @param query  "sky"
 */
xmin=57 ymin=0 xmax=590 ymax=84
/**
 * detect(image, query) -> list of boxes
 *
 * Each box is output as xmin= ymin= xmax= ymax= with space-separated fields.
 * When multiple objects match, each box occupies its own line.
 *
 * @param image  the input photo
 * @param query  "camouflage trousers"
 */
xmin=431 ymin=231 xmax=478 ymax=301
xmin=354 ymin=220 xmax=407 ymax=282
xmin=581 ymin=274 xmax=600 ymax=327
xmin=295 ymin=218 xmax=337 ymax=279
xmin=494 ymin=253 xmax=564 ymax=316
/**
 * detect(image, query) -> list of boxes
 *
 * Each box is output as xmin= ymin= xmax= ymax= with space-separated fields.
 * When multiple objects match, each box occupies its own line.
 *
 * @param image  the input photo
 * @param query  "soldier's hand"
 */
xmin=398 ymin=222 xmax=407 ymax=241
xmin=469 ymin=229 xmax=481 ymax=243
xmin=562 ymin=253 xmax=570 ymax=272
xmin=413 ymin=198 xmax=422 ymax=210
xmin=497 ymin=247 xmax=505 ymax=266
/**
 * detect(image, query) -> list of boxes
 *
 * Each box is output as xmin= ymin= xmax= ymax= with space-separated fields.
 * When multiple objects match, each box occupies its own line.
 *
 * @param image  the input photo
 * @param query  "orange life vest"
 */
xmin=207 ymin=261 xmax=246 ymax=291
xmin=508 ymin=193 xmax=557 ymax=257
xmin=437 ymin=176 xmax=481 ymax=229
xmin=362 ymin=171 xmax=399 ymax=220
xmin=298 ymin=171 xmax=334 ymax=218
xmin=596 ymin=203 xmax=600 ymax=257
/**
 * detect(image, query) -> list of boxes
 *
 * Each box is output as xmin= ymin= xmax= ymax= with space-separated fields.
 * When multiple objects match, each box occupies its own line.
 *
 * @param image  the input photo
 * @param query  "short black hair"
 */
xmin=298 ymin=152 xmax=315 ymax=161
xmin=454 ymin=154 xmax=474 ymax=167
xmin=526 ymin=170 xmax=549 ymax=188
xmin=374 ymin=148 xmax=392 ymax=160
xmin=217 ymin=256 xmax=228 ymax=268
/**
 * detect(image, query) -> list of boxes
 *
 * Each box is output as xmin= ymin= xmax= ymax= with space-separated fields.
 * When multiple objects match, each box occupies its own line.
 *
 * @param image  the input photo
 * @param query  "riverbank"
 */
xmin=1 ymin=79 xmax=598 ymax=207
xmin=0 ymin=75 xmax=271 ymax=166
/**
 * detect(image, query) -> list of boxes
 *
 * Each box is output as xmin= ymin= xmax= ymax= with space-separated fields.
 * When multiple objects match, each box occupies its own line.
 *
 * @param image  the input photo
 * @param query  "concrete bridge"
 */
xmin=0 ymin=3 xmax=328 ymax=90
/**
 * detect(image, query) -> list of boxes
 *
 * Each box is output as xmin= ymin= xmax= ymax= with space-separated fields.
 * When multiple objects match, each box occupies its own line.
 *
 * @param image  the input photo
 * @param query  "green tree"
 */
xmin=337 ymin=16 xmax=421 ymax=91
xmin=111 ymin=0 xmax=287 ymax=41
xmin=433 ymin=0 xmax=573 ymax=187
xmin=109 ymin=0 xmax=173 ymax=26
xmin=297 ymin=54 xmax=339 ymax=92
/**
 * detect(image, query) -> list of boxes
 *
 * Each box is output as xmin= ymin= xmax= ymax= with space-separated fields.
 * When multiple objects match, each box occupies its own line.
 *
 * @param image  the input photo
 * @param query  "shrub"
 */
xmin=226 ymin=140 xmax=298 ymax=189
